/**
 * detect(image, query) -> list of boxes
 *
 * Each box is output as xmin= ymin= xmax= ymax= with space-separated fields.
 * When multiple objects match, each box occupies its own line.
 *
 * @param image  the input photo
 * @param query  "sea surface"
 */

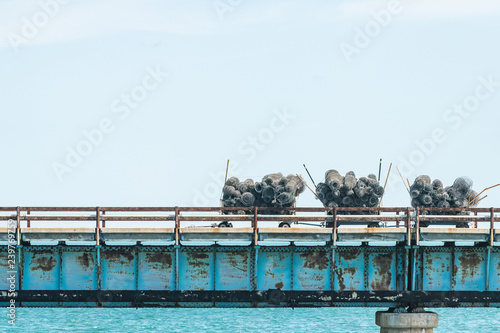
xmin=1 ymin=308 xmax=499 ymax=332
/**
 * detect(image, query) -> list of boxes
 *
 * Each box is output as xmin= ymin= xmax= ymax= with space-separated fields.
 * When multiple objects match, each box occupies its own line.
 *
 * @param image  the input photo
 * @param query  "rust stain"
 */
xmin=31 ymin=256 xmax=57 ymax=272
xmin=335 ymin=267 xmax=358 ymax=291
xmin=224 ymin=252 xmax=248 ymax=272
xmin=339 ymin=250 xmax=360 ymax=261
xmin=146 ymin=252 xmax=173 ymax=267
xmin=300 ymin=251 xmax=328 ymax=270
xmin=104 ymin=251 xmax=134 ymax=262
xmin=78 ymin=253 xmax=91 ymax=268
xmin=192 ymin=253 xmax=209 ymax=259
xmin=370 ymin=254 xmax=393 ymax=290
xmin=32 ymin=250 xmax=54 ymax=255
xmin=275 ymin=282 xmax=284 ymax=289
xmin=187 ymin=253 xmax=210 ymax=269
xmin=457 ymin=252 xmax=483 ymax=284
xmin=335 ymin=268 xmax=346 ymax=291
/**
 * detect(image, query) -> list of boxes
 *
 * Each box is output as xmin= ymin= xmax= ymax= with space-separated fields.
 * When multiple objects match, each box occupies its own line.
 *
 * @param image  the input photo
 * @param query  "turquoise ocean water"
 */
xmin=1 ymin=308 xmax=499 ymax=332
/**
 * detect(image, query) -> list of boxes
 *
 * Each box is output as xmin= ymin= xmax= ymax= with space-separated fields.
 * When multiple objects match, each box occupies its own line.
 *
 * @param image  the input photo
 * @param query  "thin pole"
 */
xmin=303 ymin=164 xmax=317 ymax=188
xmin=378 ymin=158 xmax=382 ymax=183
xmin=296 ymin=174 xmax=321 ymax=201
xmin=378 ymin=162 xmax=392 ymax=208
xmin=224 ymin=159 xmax=230 ymax=184
xmin=396 ymin=166 xmax=410 ymax=194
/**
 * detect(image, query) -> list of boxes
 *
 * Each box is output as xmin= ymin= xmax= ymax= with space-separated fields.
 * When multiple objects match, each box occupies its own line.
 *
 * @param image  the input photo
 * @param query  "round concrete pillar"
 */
xmin=375 ymin=311 xmax=438 ymax=333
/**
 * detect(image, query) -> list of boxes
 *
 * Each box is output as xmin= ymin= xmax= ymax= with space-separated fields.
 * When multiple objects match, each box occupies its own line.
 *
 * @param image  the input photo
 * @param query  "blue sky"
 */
xmin=1 ymin=0 xmax=500 ymax=208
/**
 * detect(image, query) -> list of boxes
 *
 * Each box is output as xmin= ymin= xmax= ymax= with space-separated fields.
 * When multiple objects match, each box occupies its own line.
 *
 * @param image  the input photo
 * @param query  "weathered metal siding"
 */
xmin=23 ymin=247 xmax=60 ymax=290
xmin=257 ymin=248 xmax=292 ymax=291
xmin=61 ymin=248 xmax=97 ymax=290
xmin=490 ymin=249 xmax=500 ymax=291
xmin=137 ymin=248 xmax=175 ymax=290
xmin=101 ymin=247 xmax=136 ymax=290
xmin=334 ymin=247 xmax=404 ymax=291
xmin=416 ymin=247 xmax=500 ymax=292
xmin=179 ymin=248 xmax=214 ymax=291
xmin=293 ymin=248 xmax=330 ymax=291
xmin=215 ymin=248 xmax=251 ymax=291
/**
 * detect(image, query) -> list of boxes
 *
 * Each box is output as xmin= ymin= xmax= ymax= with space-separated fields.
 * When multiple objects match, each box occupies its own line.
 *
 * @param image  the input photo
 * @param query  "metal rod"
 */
xmin=303 ymin=164 xmax=317 ymax=188
xmin=378 ymin=158 xmax=382 ymax=183
xmin=396 ymin=166 xmax=410 ymax=194
xmin=378 ymin=162 xmax=392 ymax=208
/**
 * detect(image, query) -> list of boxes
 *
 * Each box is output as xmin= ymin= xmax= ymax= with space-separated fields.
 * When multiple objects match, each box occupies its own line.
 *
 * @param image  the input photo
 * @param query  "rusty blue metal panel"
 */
xmin=490 ymin=249 xmax=500 ymax=291
xmin=215 ymin=249 xmax=251 ymax=291
xmin=23 ymin=247 xmax=60 ymax=290
xmin=293 ymin=249 xmax=330 ymax=291
xmin=367 ymin=250 xmax=397 ymax=291
xmin=61 ymin=248 xmax=97 ymax=290
xmin=0 ymin=246 xmax=19 ymax=290
xmin=454 ymin=248 xmax=486 ymax=291
xmin=334 ymin=248 xmax=364 ymax=291
xmin=421 ymin=248 xmax=453 ymax=291
xmin=137 ymin=248 xmax=175 ymax=290
xmin=100 ymin=246 xmax=136 ymax=290
xmin=179 ymin=249 xmax=214 ymax=290
xmin=257 ymin=248 xmax=291 ymax=290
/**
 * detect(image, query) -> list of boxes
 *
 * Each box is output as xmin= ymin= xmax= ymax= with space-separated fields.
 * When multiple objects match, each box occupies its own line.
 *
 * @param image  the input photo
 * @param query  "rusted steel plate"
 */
xmin=137 ymin=249 xmax=174 ymax=290
xmin=23 ymin=247 xmax=60 ymax=290
xmin=420 ymin=249 xmax=453 ymax=291
xmin=61 ymin=249 xmax=97 ymax=290
xmin=215 ymin=250 xmax=251 ymax=290
xmin=293 ymin=250 xmax=330 ymax=290
xmin=101 ymin=247 xmax=136 ymax=290
xmin=334 ymin=248 xmax=364 ymax=291
xmin=368 ymin=251 xmax=396 ymax=291
xmin=178 ymin=250 xmax=214 ymax=290
xmin=454 ymin=249 xmax=486 ymax=290
xmin=257 ymin=249 xmax=291 ymax=290
xmin=490 ymin=249 xmax=500 ymax=291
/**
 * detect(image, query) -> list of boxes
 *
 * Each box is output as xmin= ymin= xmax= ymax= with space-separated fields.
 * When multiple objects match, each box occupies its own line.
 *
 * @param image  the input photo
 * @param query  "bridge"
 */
xmin=2 ymin=206 xmax=499 ymax=331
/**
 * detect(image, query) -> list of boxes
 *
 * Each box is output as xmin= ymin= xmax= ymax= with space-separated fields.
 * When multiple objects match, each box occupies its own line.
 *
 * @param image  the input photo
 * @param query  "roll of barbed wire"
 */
xmin=225 ymin=177 xmax=239 ymax=187
xmin=373 ymin=185 xmax=384 ymax=197
xmin=316 ymin=170 xmax=385 ymax=214
xmin=432 ymin=179 xmax=443 ymax=190
xmin=237 ymin=183 xmax=248 ymax=193
xmin=325 ymin=170 xmax=343 ymax=190
xmin=254 ymin=182 xmax=263 ymax=193
xmin=241 ymin=192 xmax=255 ymax=206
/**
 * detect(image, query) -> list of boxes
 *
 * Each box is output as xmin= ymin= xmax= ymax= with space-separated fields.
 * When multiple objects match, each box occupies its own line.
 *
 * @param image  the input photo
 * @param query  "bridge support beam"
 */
xmin=375 ymin=311 xmax=438 ymax=333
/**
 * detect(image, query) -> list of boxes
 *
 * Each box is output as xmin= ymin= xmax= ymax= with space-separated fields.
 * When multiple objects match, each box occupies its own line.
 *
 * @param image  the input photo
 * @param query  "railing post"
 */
xmin=253 ymin=206 xmax=258 ymax=245
xmin=175 ymin=206 xmax=180 ymax=246
xmin=406 ymin=207 xmax=411 ymax=247
xmin=415 ymin=207 xmax=420 ymax=246
xmin=490 ymin=207 xmax=495 ymax=247
xmin=96 ymin=207 xmax=100 ymax=246
xmin=16 ymin=206 xmax=21 ymax=246
xmin=333 ymin=207 xmax=338 ymax=247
